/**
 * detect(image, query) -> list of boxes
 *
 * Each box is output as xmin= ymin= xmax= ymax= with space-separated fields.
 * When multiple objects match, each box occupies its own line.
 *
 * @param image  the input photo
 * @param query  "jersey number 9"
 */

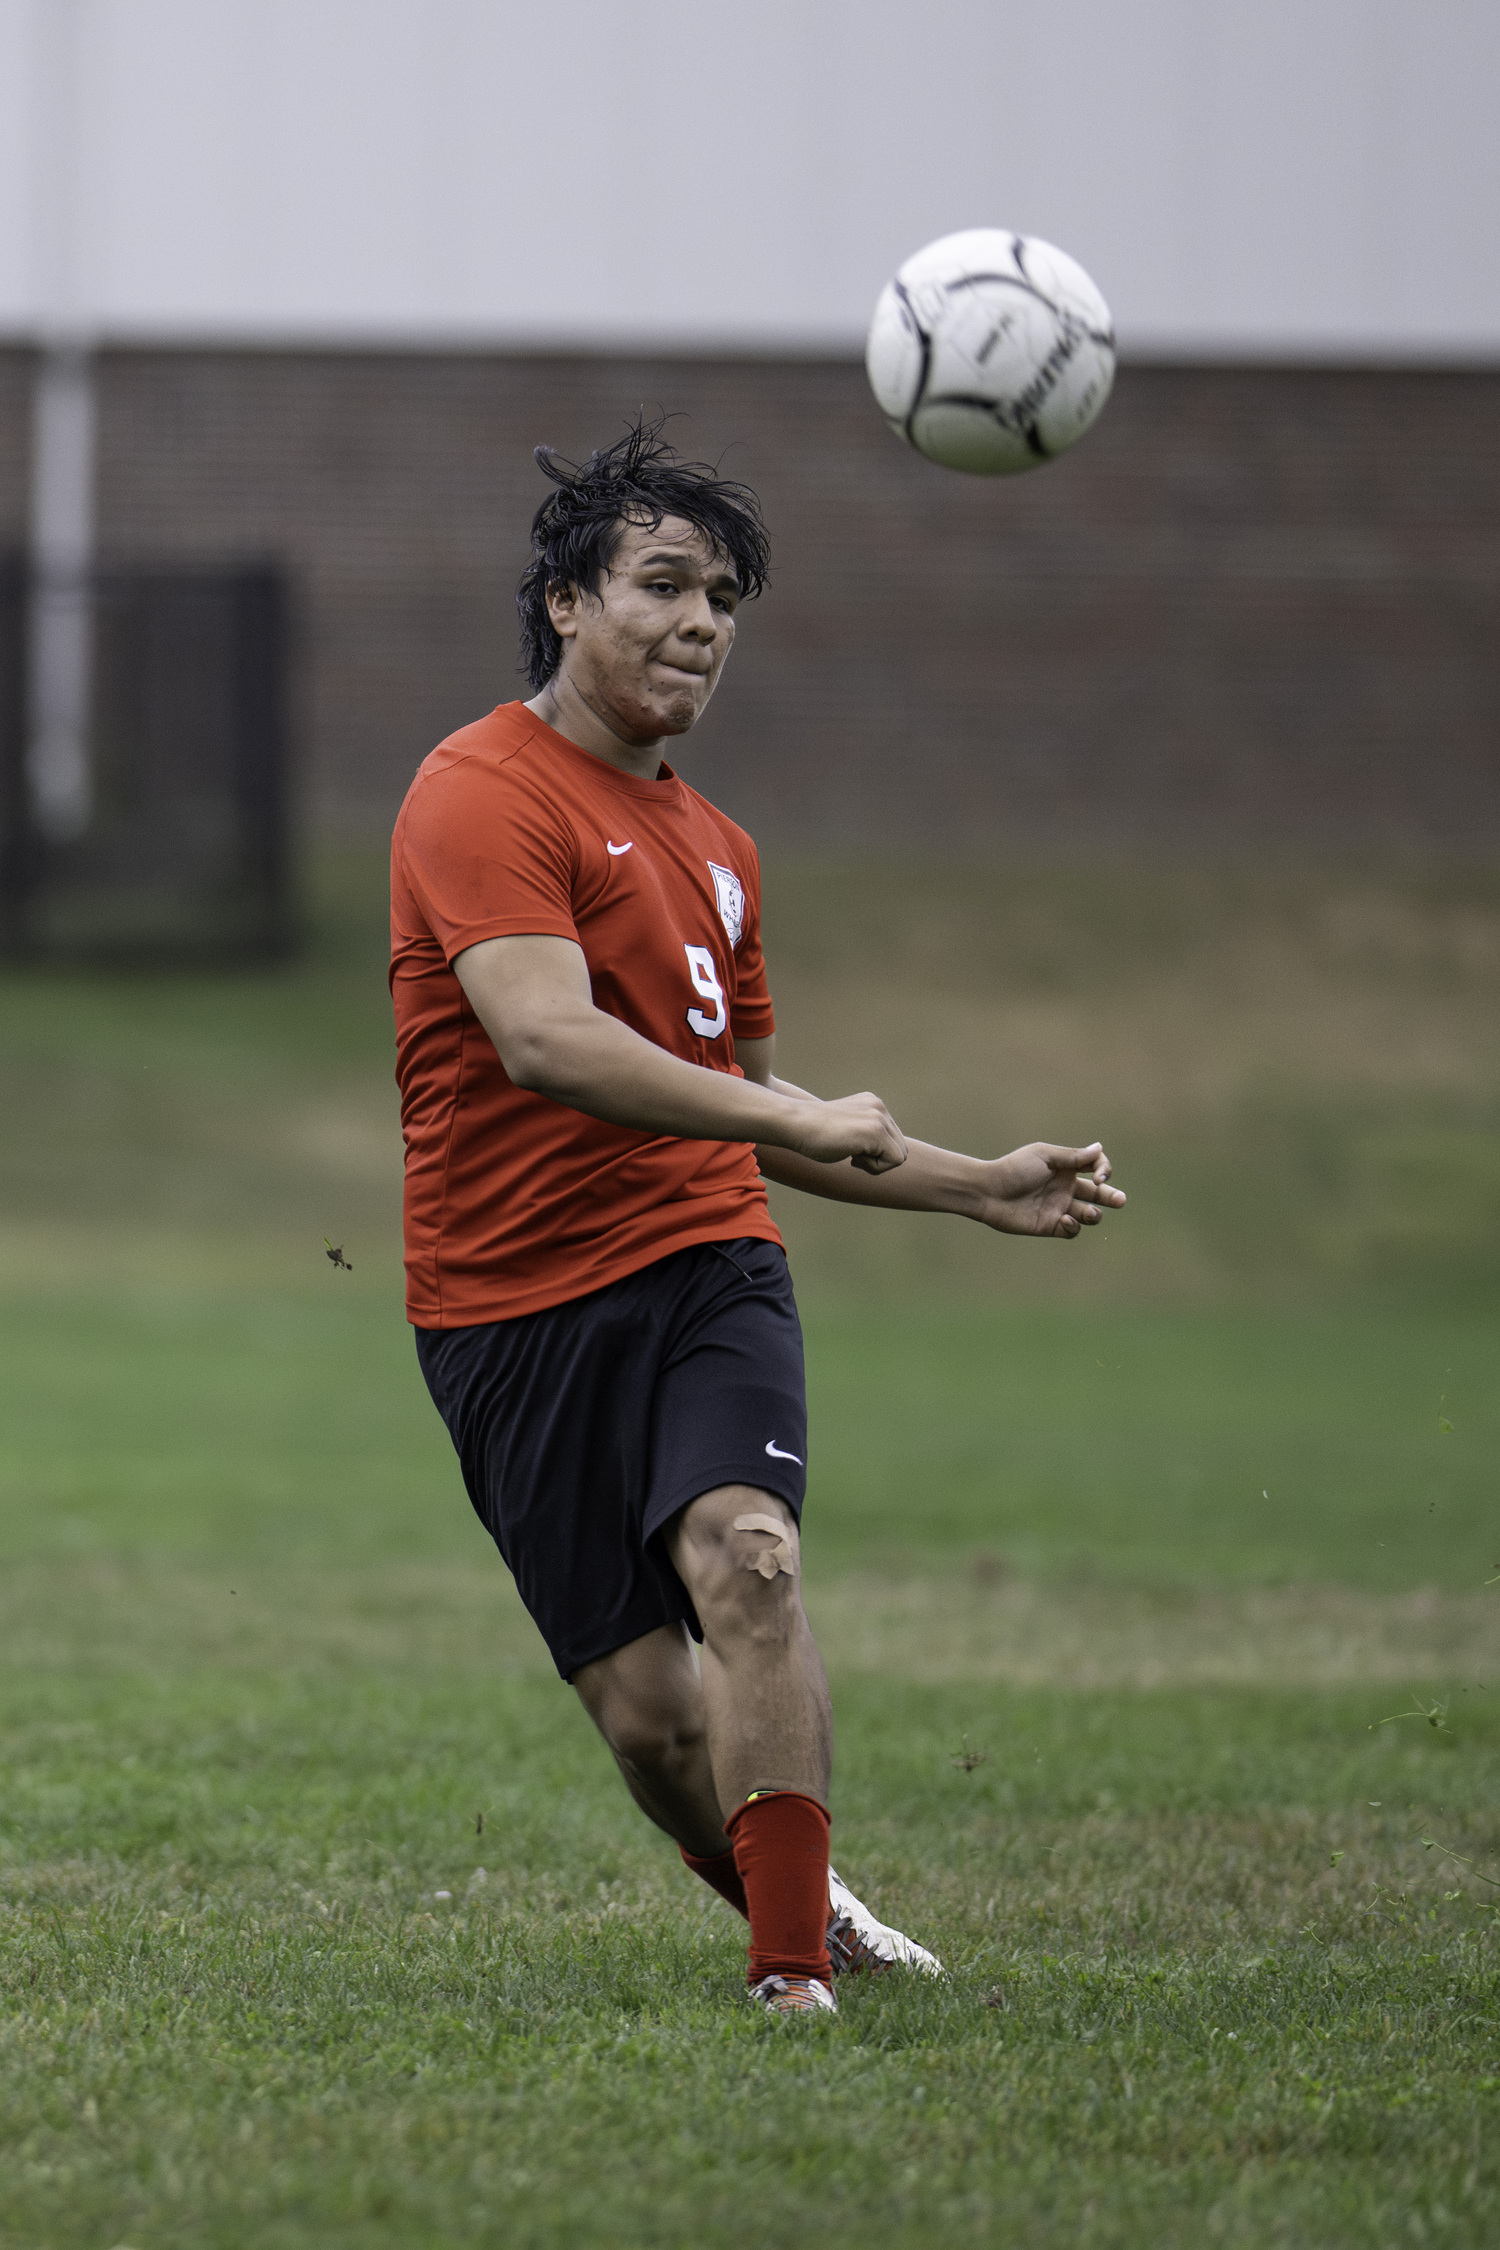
xmin=684 ymin=944 xmax=727 ymax=1040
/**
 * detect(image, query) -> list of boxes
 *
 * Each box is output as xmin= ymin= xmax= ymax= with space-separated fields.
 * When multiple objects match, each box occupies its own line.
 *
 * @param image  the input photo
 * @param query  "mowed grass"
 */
xmin=3 ymin=854 xmax=1500 ymax=2247
xmin=8 ymin=1653 xmax=1500 ymax=2250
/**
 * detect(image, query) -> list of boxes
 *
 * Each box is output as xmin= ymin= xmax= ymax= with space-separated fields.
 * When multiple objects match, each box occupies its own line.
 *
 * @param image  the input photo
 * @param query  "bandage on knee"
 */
xmin=733 ymin=1511 xmax=798 ymax=1579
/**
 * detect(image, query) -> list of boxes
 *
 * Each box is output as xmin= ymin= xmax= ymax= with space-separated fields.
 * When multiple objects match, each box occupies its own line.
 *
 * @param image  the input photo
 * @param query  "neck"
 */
xmin=526 ymin=674 xmax=665 ymax=781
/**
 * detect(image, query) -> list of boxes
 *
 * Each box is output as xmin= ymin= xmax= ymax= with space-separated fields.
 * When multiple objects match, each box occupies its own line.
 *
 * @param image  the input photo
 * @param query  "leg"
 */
xmin=573 ymin=1497 xmax=941 ymax=1988
xmin=572 ymin=1621 xmax=730 ymax=1859
xmin=664 ymin=1484 xmax=832 ymax=1813
xmin=666 ymin=1483 xmax=835 ymax=1995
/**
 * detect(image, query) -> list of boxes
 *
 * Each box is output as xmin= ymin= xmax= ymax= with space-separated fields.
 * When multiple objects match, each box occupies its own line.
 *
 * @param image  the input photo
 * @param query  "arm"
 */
xmin=453 ymin=934 xmax=909 ymax=1172
xmin=735 ymin=1035 xmax=1126 ymax=1241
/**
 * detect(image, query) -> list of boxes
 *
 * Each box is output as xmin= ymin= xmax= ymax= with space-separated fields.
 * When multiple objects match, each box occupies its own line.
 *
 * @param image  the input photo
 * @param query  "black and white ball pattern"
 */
xmin=866 ymin=229 xmax=1116 ymax=476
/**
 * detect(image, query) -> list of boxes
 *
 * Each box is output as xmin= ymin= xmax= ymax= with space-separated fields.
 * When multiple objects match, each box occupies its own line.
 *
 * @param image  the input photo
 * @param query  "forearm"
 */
xmin=500 ymin=1007 xmax=813 ymax=1149
xmin=756 ymin=1134 xmax=982 ymax=1215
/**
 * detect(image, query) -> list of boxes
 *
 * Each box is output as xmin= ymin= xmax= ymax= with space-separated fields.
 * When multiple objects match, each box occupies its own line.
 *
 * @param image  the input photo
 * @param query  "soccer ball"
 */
xmin=866 ymin=229 xmax=1115 ymax=476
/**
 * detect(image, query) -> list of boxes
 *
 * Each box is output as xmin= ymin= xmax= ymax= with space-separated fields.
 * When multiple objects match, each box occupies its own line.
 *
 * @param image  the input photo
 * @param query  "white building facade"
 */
xmin=1 ymin=0 xmax=1497 ymax=360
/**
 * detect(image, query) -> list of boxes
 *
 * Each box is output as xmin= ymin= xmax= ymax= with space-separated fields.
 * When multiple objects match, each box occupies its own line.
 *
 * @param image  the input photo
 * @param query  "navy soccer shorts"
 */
xmin=414 ymin=1238 xmax=807 ymax=1680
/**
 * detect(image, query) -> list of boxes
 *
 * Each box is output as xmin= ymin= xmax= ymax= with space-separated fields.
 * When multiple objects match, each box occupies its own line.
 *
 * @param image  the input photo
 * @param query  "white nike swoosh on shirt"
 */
xmin=765 ymin=1440 xmax=803 ymax=1464
xmin=606 ymin=840 xmax=633 ymax=855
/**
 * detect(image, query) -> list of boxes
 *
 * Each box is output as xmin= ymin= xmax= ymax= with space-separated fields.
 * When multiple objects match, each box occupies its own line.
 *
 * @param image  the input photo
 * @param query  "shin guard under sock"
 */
xmin=724 ymin=1791 xmax=832 ymax=1986
xmin=679 ymin=1843 xmax=749 ymax=1919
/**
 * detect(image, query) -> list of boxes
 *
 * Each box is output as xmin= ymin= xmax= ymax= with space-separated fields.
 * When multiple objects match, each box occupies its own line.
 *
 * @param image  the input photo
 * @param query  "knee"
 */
xmin=699 ymin=1567 xmax=804 ymax=1656
xmin=678 ymin=1497 xmax=806 ymax=1652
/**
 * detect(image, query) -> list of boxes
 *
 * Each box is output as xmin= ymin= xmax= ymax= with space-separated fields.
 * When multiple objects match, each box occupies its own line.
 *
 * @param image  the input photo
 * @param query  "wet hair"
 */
xmin=516 ymin=414 xmax=771 ymax=689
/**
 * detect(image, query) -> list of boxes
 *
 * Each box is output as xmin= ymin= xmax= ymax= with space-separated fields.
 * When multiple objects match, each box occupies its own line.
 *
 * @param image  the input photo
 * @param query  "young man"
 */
xmin=390 ymin=422 xmax=1124 ymax=2017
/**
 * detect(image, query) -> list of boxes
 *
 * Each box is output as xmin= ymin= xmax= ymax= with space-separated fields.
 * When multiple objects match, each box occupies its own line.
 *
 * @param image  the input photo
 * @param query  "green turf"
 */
xmin=0 ymin=1267 xmax=1492 ymax=1592
xmin=3 ymin=855 xmax=1500 ymax=2246
xmin=6 ymin=1658 xmax=1500 ymax=2248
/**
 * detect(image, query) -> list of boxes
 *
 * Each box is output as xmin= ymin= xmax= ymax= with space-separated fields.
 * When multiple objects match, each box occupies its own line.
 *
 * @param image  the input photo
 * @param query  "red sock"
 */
xmin=679 ymin=1843 xmax=749 ymax=1919
xmin=724 ymin=1791 xmax=832 ymax=1987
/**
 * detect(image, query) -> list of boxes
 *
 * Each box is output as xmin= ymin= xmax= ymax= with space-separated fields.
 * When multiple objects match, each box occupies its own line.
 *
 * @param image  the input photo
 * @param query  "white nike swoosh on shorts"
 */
xmin=765 ymin=1440 xmax=803 ymax=1464
xmin=606 ymin=840 xmax=633 ymax=855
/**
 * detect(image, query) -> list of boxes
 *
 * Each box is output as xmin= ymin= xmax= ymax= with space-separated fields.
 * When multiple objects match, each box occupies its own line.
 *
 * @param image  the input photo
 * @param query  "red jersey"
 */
xmin=390 ymin=702 xmax=782 ymax=1326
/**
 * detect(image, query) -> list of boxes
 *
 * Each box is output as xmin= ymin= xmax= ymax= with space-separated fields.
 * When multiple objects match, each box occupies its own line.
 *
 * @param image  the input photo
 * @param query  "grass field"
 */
xmin=3 ymin=856 xmax=1500 ymax=2247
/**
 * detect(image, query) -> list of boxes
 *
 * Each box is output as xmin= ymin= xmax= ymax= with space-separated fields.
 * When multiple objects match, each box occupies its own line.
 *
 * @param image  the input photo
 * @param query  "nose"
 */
xmin=678 ymin=590 xmax=720 ymax=642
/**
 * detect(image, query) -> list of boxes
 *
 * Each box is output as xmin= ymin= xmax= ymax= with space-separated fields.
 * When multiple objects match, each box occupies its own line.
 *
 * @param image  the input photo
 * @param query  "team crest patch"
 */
xmin=708 ymin=861 xmax=745 ymax=947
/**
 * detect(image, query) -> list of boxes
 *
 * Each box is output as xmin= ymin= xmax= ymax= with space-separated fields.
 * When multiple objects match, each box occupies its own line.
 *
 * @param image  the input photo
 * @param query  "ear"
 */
xmin=544 ymin=579 xmax=581 ymax=643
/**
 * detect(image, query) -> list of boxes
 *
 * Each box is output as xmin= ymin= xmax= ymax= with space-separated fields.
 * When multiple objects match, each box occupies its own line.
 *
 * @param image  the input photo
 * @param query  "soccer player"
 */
xmin=390 ymin=421 xmax=1124 ymax=2016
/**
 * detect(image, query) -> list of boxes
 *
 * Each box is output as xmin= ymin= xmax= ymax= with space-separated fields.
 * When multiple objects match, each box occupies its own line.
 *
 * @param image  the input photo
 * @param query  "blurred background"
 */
xmin=1 ymin=0 xmax=1497 ymax=1600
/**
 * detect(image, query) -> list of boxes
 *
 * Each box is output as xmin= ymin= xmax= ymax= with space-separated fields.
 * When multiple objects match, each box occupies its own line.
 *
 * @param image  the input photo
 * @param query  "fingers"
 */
xmin=1043 ymin=1141 xmax=1126 ymax=1208
xmin=797 ymin=1092 xmax=907 ymax=1172
xmin=1045 ymin=1141 xmax=1104 ymax=1176
xmin=1055 ymin=1183 xmax=1123 ymax=1235
xmin=845 ymin=1094 xmax=905 ymax=1173
xmin=852 ymin=1123 xmax=908 ymax=1176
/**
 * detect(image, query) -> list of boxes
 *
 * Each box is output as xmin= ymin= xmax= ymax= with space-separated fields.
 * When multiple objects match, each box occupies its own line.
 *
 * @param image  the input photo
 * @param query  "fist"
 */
xmin=796 ymin=1092 xmax=908 ymax=1176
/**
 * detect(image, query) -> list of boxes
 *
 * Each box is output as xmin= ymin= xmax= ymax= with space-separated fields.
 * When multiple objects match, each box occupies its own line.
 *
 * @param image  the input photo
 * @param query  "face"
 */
xmin=545 ymin=515 xmax=740 ymax=743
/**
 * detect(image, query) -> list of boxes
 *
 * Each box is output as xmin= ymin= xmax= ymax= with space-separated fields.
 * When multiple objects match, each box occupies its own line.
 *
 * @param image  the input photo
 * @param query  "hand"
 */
xmin=971 ymin=1141 xmax=1126 ymax=1238
xmin=789 ymin=1092 xmax=909 ymax=1176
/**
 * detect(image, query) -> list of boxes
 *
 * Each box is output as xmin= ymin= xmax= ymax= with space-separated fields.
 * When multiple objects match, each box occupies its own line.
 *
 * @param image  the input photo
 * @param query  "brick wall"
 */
xmin=2 ymin=348 xmax=1496 ymax=850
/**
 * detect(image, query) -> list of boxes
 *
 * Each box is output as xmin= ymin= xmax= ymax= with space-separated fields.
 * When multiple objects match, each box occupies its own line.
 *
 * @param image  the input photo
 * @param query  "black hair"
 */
xmin=516 ymin=414 xmax=771 ymax=690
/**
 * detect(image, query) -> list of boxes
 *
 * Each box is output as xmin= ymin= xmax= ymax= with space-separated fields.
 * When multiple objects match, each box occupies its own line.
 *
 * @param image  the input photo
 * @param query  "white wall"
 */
xmin=2 ymin=0 xmax=1497 ymax=358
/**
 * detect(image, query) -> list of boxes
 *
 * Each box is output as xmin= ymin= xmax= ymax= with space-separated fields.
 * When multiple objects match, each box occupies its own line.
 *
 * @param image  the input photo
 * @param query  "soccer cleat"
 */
xmin=826 ymin=1868 xmax=945 ymax=1978
xmin=749 ymin=1973 xmax=838 ymax=2016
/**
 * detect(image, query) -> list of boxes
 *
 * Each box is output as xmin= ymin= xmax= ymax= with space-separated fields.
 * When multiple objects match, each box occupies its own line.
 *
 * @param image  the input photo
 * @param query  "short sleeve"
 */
xmin=398 ymin=753 xmax=581 ymax=965
xmin=728 ymin=837 xmax=776 ymax=1039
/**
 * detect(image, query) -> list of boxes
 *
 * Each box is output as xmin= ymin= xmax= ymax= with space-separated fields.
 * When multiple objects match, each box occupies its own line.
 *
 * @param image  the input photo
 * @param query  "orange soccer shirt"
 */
xmin=390 ymin=702 xmax=782 ymax=1326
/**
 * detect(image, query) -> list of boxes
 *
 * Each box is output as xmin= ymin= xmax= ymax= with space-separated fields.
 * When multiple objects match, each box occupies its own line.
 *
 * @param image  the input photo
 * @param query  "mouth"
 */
xmin=652 ymin=658 xmax=711 ymax=683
